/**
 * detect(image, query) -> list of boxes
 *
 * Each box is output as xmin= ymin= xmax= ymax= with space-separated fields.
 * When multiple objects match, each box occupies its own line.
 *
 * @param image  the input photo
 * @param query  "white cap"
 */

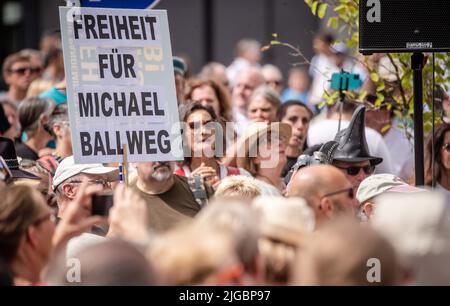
xmin=356 ymin=173 xmax=424 ymax=204
xmin=52 ymin=156 xmax=119 ymax=191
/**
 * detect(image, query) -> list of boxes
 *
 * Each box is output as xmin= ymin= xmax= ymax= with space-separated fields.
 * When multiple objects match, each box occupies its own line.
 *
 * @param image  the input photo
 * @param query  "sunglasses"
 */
xmin=9 ymin=67 xmax=42 ymax=75
xmin=321 ymin=187 xmax=354 ymax=200
xmin=335 ymin=165 xmax=375 ymax=176
xmin=443 ymin=143 xmax=450 ymax=152
xmin=187 ymin=120 xmax=214 ymax=130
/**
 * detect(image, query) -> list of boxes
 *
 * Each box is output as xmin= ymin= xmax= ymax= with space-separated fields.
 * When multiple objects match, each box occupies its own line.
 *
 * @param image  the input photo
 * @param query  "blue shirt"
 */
xmin=39 ymin=87 xmax=67 ymax=105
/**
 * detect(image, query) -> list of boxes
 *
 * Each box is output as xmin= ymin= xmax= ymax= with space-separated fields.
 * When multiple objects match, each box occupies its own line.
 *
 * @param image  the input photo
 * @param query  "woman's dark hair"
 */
xmin=180 ymin=101 xmax=218 ymax=123
xmin=276 ymin=100 xmax=313 ymax=122
xmin=425 ymin=123 xmax=450 ymax=186
xmin=276 ymin=100 xmax=312 ymax=151
xmin=18 ymin=97 xmax=54 ymax=136
xmin=185 ymin=78 xmax=233 ymax=122
xmin=43 ymin=48 xmax=62 ymax=69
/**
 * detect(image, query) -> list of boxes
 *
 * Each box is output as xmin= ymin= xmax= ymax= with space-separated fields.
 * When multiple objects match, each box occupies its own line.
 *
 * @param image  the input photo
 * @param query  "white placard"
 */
xmin=59 ymin=6 xmax=183 ymax=163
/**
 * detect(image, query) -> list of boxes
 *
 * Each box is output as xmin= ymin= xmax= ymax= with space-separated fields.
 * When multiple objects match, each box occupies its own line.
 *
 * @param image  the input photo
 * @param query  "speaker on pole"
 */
xmin=359 ymin=0 xmax=450 ymax=54
xmin=359 ymin=0 xmax=450 ymax=186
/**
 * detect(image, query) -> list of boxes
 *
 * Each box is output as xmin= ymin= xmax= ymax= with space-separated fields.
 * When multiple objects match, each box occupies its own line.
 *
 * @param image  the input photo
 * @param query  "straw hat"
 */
xmin=225 ymin=122 xmax=291 ymax=168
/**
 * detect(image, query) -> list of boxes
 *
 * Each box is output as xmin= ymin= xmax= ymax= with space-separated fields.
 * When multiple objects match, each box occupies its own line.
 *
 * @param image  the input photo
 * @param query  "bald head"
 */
xmin=287 ymin=165 xmax=356 ymax=227
xmin=288 ymin=165 xmax=347 ymax=198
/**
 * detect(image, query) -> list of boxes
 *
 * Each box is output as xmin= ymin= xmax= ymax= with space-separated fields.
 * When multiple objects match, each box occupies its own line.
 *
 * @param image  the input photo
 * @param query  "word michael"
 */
xmin=80 ymin=130 xmax=171 ymax=156
xmin=73 ymin=14 xmax=157 ymax=40
xmin=78 ymin=91 xmax=165 ymax=117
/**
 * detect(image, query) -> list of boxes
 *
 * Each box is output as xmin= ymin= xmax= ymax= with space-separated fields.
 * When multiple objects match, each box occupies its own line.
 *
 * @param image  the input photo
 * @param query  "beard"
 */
xmin=150 ymin=163 xmax=172 ymax=182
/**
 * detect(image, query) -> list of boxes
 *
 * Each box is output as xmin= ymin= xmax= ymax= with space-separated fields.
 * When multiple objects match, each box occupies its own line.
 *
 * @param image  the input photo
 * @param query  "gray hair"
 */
xmin=249 ymin=85 xmax=282 ymax=109
xmin=236 ymin=39 xmax=261 ymax=57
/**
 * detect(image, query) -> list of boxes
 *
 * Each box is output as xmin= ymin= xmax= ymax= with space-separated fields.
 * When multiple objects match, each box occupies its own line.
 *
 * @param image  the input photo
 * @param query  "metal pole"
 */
xmin=411 ymin=52 xmax=425 ymax=186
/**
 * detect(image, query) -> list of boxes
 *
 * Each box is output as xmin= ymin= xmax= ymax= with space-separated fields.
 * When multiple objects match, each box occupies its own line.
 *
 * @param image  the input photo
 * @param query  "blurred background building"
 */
xmin=0 ymin=0 xmax=319 ymax=89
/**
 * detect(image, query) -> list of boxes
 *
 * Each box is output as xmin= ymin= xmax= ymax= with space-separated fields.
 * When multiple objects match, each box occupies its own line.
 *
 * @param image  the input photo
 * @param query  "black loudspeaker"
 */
xmin=359 ymin=0 xmax=450 ymax=54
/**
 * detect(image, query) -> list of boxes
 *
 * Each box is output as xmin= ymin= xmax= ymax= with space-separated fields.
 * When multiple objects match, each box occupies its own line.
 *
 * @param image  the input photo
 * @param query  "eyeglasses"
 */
xmin=8 ymin=67 xmax=42 ymax=75
xmin=321 ymin=187 xmax=354 ymax=200
xmin=443 ymin=143 xmax=450 ymax=152
xmin=335 ymin=165 xmax=375 ymax=176
xmin=69 ymin=179 xmax=111 ymax=188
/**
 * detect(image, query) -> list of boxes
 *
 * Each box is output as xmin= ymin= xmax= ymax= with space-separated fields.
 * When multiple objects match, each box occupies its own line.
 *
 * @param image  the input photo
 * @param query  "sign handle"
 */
xmin=121 ymin=144 xmax=129 ymax=187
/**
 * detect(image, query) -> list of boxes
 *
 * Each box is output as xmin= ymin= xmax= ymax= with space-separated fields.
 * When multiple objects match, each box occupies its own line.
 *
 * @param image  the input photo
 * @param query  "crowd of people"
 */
xmin=1 ymin=29 xmax=450 ymax=286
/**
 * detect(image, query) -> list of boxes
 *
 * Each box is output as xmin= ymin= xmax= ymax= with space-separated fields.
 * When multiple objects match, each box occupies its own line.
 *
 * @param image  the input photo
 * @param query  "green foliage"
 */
xmin=301 ymin=0 xmax=450 ymax=133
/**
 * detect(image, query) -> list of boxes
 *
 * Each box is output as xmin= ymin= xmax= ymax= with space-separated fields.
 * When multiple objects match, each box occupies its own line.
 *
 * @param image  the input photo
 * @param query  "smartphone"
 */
xmin=330 ymin=72 xmax=362 ymax=91
xmin=0 ymin=157 xmax=12 ymax=182
xmin=91 ymin=192 xmax=114 ymax=216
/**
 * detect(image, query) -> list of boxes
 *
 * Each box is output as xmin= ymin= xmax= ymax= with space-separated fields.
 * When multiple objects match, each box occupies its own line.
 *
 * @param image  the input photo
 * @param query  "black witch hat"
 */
xmin=332 ymin=105 xmax=383 ymax=166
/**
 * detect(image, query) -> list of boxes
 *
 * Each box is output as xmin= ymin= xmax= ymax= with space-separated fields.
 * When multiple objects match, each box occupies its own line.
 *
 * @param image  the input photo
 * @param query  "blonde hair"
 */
xmin=194 ymin=201 xmax=260 ymax=274
xmin=0 ymin=186 xmax=43 ymax=264
xmin=26 ymin=79 xmax=55 ymax=98
xmin=148 ymin=225 xmax=237 ymax=285
xmin=214 ymin=175 xmax=261 ymax=201
xmin=253 ymin=196 xmax=315 ymax=284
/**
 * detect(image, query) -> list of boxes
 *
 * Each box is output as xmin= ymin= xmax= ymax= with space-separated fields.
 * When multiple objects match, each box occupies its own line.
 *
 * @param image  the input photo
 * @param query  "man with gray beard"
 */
xmin=132 ymin=161 xmax=214 ymax=233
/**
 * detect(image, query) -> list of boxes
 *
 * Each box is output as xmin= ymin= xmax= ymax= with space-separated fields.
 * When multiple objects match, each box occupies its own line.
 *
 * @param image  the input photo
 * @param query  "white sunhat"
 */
xmin=52 ymin=156 xmax=119 ymax=191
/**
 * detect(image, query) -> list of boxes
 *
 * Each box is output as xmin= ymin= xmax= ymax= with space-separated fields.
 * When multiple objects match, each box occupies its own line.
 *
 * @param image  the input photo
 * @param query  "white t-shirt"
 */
xmin=436 ymin=183 xmax=450 ymax=197
xmin=307 ymin=119 xmax=394 ymax=174
xmin=255 ymin=180 xmax=282 ymax=196
xmin=308 ymin=55 xmax=365 ymax=106
xmin=233 ymin=108 xmax=250 ymax=137
xmin=383 ymin=120 xmax=414 ymax=181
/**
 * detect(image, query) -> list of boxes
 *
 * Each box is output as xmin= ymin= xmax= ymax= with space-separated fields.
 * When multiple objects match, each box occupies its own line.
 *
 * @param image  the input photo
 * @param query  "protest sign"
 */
xmin=59 ymin=7 xmax=183 ymax=163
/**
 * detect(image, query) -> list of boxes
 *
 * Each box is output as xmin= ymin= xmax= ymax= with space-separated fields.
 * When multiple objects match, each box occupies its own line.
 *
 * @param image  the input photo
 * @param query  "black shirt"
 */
xmin=15 ymin=142 xmax=39 ymax=161
xmin=281 ymin=156 xmax=298 ymax=178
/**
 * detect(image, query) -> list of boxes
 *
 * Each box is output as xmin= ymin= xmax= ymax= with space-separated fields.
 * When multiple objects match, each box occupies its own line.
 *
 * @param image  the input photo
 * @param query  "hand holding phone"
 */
xmin=91 ymin=192 xmax=114 ymax=216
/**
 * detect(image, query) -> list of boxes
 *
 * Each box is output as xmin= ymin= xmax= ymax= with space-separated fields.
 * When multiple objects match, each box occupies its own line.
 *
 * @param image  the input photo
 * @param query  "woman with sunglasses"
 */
xmin=425 ymin=123 xmax=450 ymax=194
xmin=0 ymin=183 xmax=102 ymax=285
xmin=176 ymin=102 xmax=251 ymax=188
